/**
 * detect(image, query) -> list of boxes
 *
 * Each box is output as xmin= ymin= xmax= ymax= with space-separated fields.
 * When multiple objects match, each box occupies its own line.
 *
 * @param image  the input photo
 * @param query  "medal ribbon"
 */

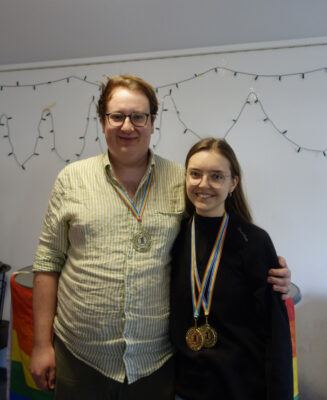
xmin=191 ymin=212 xmax=229 ymax=319
xmin=111 ymin=166 xmax=154 ymax=222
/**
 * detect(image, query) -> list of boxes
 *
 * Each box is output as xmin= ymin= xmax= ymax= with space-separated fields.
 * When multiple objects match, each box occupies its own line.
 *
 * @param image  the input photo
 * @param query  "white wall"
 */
xmin=1 ymin=40 xmax=326 ymax=398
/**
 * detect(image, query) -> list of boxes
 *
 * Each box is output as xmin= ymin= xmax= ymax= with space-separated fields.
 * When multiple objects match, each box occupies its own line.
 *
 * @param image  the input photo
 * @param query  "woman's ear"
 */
xmin=230 ymin=176 xmax=239 ymax=193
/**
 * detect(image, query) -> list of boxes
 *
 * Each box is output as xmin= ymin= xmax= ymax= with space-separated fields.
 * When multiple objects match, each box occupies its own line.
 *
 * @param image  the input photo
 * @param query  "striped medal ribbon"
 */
xmin=111 ymin=166 xmax=154 ymax=252
xmin=186 ymin=212 xmax=229 ymax=351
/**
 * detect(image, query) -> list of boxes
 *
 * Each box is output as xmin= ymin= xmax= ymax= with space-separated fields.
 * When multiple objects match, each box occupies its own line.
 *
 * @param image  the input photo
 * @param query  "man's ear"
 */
xmin=150 ymin=114 xmax=156 ymax=134
xmin=100 ymin=119 xmax=106 ymax=133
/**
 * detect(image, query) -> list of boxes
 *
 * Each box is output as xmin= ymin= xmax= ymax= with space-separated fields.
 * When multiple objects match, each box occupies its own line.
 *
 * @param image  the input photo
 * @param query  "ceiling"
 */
xmin=1 ymin=0 xmax=327 ymax=67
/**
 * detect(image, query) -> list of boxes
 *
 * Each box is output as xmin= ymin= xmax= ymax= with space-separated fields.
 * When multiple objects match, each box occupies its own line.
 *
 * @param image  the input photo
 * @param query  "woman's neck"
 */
xmin=195 ymin=208 xmax=225 ymax=218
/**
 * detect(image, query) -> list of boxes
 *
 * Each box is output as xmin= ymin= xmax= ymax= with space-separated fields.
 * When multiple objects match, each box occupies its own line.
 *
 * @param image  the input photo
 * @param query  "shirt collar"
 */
xmin=102 ymin=149 xmax=155 ymax=180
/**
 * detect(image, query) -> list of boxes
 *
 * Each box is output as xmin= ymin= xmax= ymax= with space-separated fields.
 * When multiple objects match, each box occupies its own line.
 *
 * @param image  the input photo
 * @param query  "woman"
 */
xmin=170 ymin=138 xmax=293 ymax=400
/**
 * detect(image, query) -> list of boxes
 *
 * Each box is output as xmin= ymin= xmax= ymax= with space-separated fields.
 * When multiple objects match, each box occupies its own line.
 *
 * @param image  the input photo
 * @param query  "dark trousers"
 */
xmin=54 ymin=336 xmax=176 ymax=400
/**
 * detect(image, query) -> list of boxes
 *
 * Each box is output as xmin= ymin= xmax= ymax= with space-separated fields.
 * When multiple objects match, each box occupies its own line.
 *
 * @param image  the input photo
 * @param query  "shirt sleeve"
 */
xmin=245 ymin=227 xmax=293 ymax=400
xmin=33 ymin=171 xmax=69 ymax=273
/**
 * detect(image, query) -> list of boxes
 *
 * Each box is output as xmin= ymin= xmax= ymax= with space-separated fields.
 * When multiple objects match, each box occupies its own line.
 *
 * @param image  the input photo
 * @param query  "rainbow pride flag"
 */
xmin=10 ymin=273 xmax=53 ymax=400
xmin=285 ymin=297 xmax=299 ymax=400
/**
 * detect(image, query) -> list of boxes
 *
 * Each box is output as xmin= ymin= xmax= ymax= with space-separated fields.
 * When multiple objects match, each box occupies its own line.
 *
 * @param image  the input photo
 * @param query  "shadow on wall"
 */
xmin=295 ymin=297 xmax=327 ymax=400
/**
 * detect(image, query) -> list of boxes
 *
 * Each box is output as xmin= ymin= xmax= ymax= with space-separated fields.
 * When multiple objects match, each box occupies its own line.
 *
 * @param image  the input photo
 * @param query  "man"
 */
xmin=30 ymin=75 xmax=290 ymax=400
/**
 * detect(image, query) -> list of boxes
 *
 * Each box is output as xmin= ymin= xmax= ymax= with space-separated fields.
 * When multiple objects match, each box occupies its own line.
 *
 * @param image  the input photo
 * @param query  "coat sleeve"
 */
xmin=246 ymin=227 xmax=293 ymax=400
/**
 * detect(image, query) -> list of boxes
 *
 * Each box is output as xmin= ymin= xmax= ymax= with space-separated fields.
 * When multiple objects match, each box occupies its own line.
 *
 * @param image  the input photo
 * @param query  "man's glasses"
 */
xmin=186 ymin=169 xmax=231 ymax=188
xmin=105 ymin=112 xmax=151 ymax=127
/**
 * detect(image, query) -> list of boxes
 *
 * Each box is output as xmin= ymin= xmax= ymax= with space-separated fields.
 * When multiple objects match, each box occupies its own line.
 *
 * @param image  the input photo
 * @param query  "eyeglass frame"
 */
xmin=105 ymin=112 xmax=154 ymax=127
xmin=185 ymin=169 xmax=232 ymax=188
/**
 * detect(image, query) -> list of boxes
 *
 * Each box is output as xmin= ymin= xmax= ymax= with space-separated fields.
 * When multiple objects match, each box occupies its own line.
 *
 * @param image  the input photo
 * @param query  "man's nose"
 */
xmin=121 ymin=116 xmax=134 ymax=131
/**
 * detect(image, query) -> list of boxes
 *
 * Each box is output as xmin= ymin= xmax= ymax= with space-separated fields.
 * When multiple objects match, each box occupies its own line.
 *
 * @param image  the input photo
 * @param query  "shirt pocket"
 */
xmin=149 ymin=208 xmax=184 ymax=255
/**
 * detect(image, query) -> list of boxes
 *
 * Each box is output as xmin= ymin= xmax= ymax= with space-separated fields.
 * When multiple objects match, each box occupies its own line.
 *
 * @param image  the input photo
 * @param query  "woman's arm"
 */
xmin=254 ymin=234 xmax=293 ymax=399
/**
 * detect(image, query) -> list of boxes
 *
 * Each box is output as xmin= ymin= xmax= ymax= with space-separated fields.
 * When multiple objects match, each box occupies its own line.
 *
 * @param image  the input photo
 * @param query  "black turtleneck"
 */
xmin=170 ymin=213 xmax=293 ymax=400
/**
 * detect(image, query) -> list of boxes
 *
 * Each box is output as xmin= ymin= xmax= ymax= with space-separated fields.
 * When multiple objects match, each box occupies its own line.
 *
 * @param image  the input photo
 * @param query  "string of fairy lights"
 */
xmin=1 ymin=64 xmax=327 ymax=169
xmin=0 ymin=96 xmax=104 ymax=169
xmin=0 ymin=75 xmax=100 ymax=90
xmin=153 ymin=91 xmax=327 ymax=156
xmin=154 ymin=65 xmax=327 ymax=90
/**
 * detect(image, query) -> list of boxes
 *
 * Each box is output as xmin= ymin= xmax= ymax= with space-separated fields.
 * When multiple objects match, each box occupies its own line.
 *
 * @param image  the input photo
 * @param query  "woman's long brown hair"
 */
xmin=185 ymin=138 xmax=252 ymax=223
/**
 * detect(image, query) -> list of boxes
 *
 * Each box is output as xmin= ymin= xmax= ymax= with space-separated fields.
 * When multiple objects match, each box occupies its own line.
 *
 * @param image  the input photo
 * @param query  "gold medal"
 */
xmin=186 ymin=326 xmax=204 ymax=351
xmin=198 ymin=323 xmax=218 ymax=348
xmin=189 ymin=215 xmax=228 ymax=352
xmin=132 ymin=229 xmax=152 ymax=252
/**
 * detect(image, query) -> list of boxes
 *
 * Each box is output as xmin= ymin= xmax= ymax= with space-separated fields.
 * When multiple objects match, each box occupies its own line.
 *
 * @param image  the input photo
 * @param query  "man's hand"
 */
xmin=31 ymin=272 xmax=58 ymax=390
xmin=30 ymin=343 xmax=56 ymax=391
xmin=268 ymin=256 xmax=291 ymax=301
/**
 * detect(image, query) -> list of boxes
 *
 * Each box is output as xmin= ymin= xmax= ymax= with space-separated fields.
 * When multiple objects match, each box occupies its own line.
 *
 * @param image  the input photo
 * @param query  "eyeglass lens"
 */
xmin=187 ymin=170 xmax=229 ymax=187
xmin=107 ymin=112 xmax=148 ymax=127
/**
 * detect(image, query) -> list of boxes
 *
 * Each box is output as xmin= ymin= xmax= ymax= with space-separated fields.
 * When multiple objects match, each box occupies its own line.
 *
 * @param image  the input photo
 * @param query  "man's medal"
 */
xmin=132 ymin=229 xmax=152 ymax=253
xmin=111 ymin=167 xmax=154 ymax=252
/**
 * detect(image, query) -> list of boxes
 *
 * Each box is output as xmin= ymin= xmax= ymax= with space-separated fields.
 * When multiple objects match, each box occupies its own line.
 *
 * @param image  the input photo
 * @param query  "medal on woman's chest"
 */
xmin=111 ymin=167 xmax=154 ymax=253
xmin=186 ymin=319 xmax=204 ymax=351
xmin=198 ymin=318 xmax=218 ymax=348
xmin=186 ymin=213 xmax=229 ymax=351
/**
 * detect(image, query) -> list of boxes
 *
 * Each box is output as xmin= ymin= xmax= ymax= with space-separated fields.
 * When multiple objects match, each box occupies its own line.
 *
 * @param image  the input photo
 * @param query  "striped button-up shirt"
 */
xmin=33 ymin=151 xmax=185 ymax=383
